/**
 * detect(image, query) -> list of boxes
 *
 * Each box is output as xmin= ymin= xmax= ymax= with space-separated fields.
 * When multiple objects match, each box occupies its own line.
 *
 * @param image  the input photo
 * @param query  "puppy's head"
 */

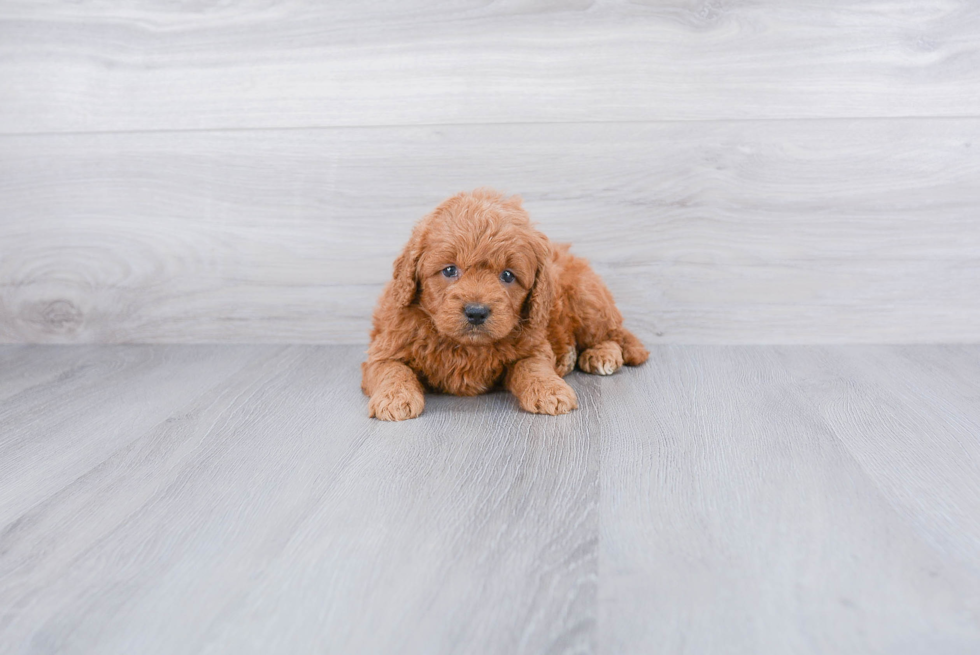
xmin=387 ymin=189 xmax=553 ymax=344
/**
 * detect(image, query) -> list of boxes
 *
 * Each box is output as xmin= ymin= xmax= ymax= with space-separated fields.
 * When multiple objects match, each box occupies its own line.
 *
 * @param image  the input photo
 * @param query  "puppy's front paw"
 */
xmin=518 ymin=378 xmax=578 ymax=415
xmin=578 ymin=341 xmax=624 ymax=376
xmin=369 ymin=386 xmax=424 ymax=421
xmin=555 ymin=345 xmax=577 ymax=377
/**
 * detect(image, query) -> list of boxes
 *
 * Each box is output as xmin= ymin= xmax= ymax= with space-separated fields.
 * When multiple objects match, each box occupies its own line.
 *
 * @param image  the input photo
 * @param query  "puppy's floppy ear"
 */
xmin=524 ymin=231 xmax=555 ymax=330
xmin=385 ymin=219 xmax=426 ymax=307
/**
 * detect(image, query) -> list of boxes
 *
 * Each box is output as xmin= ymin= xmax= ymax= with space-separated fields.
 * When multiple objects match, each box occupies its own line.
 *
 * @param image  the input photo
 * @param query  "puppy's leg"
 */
xmin=578 ymin=328 xmax=649 ymax=375
xmin=577 ymin=340 xmax=624 ymax=376
xmin=560 ymin=253 xmax=649 ymax=370
xmin=611 ymin=327 xmax=649 ymax=366
xmin=507 ymin=355 xmax=578 ymax=415
xmin=362 ymin=360 xmax=425 ymax=421
xmin=553 ymin=342 xmax=577 ymax=377
xmin=548 ymin=302 xmax=578 ymax=377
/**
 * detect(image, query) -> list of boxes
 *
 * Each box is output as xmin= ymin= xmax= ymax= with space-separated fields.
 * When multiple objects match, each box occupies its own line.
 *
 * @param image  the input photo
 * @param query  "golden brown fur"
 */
xmin=362 ymin=189 xmax=649 ymax=420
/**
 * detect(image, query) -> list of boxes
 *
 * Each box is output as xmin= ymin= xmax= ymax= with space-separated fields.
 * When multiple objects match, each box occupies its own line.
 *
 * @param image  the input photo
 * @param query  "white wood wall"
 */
xmin=1 ymin=1 xmax=979 ymax=344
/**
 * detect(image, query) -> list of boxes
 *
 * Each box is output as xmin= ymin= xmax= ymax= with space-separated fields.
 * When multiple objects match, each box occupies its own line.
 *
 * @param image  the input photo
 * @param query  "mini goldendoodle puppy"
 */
xmin=362 ymin=189 xmax=648 ymax=420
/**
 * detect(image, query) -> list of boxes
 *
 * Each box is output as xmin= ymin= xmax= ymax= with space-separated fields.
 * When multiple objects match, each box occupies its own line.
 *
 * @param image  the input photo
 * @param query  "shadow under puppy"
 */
xmin=362 ymin=189 xmax=648 ymax=421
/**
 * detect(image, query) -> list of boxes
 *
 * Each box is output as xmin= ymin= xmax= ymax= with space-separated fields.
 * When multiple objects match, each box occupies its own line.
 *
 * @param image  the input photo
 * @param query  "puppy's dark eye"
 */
xmin=500 ymin=269 xmax=516 ymax=284
xmin=442 ymin=265 xmax=459 ymax=279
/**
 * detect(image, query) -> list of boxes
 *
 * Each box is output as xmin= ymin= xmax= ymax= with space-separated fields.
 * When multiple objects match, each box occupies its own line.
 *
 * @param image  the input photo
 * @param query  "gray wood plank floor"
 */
xmin=1 ymin=345 xmax=979 ymax=654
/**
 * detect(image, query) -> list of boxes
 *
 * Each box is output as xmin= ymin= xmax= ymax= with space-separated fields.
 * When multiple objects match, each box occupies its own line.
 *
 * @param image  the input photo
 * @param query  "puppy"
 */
xmin=362 ymin=189 xmax=648 ymax=421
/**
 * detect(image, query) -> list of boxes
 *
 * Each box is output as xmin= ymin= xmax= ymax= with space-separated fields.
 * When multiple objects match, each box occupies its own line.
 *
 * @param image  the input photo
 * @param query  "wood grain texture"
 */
xmin=0 ymin=345 xmax=268 ymax=522
xmin=2 ymin=119 xmax=979 ymax=344
xmin=0 ymin=345 xmax=599 ymax=655
xmin=599 ymin=345 xmax=980 ymax=653
xmin=782 ymin=346 xmax=980 ymax=574
xmin=2 ymin=345 xmax=980 ymax=653
xmin=2 ymin=0 xmax=980 ymax=134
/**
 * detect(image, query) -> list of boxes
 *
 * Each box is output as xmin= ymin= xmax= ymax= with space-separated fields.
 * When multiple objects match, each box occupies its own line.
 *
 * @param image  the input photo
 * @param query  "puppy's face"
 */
xmin=413 ymin=195 xmax=545 ymax=344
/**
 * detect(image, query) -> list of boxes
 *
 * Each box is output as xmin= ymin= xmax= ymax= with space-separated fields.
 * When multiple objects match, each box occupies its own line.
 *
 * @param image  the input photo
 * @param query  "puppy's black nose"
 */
xmin=464 ymin=303 xmax=490 ymax=325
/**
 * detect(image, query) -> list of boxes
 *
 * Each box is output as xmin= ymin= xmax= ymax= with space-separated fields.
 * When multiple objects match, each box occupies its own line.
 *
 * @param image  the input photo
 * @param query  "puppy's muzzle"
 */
xmin=463 ymin=303 xmax=491 ymax=326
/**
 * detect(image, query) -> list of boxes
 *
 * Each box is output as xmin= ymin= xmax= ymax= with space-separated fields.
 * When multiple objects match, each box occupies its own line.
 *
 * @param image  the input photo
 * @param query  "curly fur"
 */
xmin=362 ymin=189 xmax=648 ymax=421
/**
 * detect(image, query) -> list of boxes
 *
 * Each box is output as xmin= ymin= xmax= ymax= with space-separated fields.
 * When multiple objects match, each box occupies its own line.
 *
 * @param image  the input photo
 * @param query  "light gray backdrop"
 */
xmin=2 ymin=1 xmax=979 ymax=344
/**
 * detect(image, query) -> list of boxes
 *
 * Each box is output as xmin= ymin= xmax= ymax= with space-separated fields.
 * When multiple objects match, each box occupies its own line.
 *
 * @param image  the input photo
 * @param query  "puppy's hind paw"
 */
xmin=518 ymin=377 xmax=578 ymax=415
xmin=369 ymin=386 xmax=425 ymax=421
xmin=578 ymin=341 xmax=624 ymax=376
xmin=618 ymin=330 xmax=649 ymax=366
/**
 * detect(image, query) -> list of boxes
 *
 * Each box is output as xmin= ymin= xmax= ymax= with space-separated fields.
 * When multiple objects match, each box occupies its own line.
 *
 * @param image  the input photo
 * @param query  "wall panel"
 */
xmin=2 ymin=119 xmax=978 ymax=343
xmin=1 ymin=1 xmax=979 ymax=134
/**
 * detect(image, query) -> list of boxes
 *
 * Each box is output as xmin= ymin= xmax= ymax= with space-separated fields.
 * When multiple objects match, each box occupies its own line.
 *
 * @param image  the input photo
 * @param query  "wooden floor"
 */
xmin=2 ymin=345 xmax=979 ymax=654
